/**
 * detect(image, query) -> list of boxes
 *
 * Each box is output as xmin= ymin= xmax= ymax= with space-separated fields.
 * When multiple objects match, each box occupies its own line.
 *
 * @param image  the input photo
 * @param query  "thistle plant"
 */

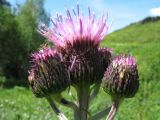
xmin=28 ymin=4 xmax=139 ymax=120
xmin=102 ymin=55 xmax=139 ymax=120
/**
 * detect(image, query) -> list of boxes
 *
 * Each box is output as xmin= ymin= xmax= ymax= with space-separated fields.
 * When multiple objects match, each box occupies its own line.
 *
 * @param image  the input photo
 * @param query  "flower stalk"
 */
xmin=106 ymin=98 xmax=122 ymax=120
xmin=56 ymin=97 xmax=80 ymax=120
xmin=106 ymin=102 xmax=118 ymax=120
xmin=46 ymin=96 xmax=68 ymax=120
xmin=76 ymin=83 xmax=90 ymax=120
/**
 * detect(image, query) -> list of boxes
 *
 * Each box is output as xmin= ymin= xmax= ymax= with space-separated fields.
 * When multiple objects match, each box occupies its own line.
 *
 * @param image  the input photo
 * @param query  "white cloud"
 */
xmin=150 ymin=7 xmax=160 ymax=16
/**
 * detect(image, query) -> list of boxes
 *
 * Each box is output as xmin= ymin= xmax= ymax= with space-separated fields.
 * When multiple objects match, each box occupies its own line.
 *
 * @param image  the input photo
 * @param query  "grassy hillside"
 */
xmin=0 ymin=17 xmax=160 ymax=120
xmin=105 ymin=17 xmax=160 ymax=43
xmin=101 ymin=17 xmax=160 ymax=119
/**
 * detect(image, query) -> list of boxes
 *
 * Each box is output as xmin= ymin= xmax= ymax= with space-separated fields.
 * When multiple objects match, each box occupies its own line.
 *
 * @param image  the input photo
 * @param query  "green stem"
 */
xmin=106 ymin=102 xmax=118 ymax=120
xmin=77 ymin=83 xmax=90 ymax=120
xmin=46 ymin=96 xmax=68 ymax=120
xmin=59 ymin=98 xmax=80 ymax=120
xmin=106 ymin=98 xmax=123 ymax=120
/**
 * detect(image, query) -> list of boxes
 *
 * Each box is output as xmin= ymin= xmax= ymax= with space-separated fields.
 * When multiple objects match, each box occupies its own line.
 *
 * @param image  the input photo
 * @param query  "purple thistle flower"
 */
xmin=38 ymin=4 xmax=109 ymax=48
xmin=28 ymin=47 xmax=69 ymax=97
xmin=37 ymin=4 xmax=110 ymax=85
xmin=102 ymin=55 xmax=139 ymax=99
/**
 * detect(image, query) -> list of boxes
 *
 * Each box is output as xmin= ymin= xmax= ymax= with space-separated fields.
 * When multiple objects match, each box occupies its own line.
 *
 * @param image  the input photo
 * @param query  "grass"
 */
xmin=0 ymin=76 xmax=160 ymax=120
xmin=1 ymin=18 xmax=160 ymax=120
xmin=0 ymin=86 xmax=110 ymax=120
xmin=0 ymin=87 xmax=58 ymax=120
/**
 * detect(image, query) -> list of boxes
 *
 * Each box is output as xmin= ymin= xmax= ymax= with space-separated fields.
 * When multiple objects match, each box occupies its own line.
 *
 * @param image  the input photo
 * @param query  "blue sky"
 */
xmin=9 ymin=0 xmax=160 ymax=32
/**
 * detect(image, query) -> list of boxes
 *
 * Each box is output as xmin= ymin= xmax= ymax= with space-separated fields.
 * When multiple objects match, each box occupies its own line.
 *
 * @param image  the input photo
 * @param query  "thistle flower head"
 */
xmin=28 ymin=47 xmax=69 ymax=97
xmin=102 ymin=55 xmax=139 ymax=99
xmin=39 ymin=4 xmax=109 ymax=48
xmin=38 ymin=4 xmax=109 ymax=86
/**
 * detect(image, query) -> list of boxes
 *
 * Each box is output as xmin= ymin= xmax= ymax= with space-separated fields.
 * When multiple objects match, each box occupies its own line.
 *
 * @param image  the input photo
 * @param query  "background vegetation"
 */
xmin=0 ymin=0 xmax=160 ymax=119
xmin=0 ymin=0 xmax=48 ymax=87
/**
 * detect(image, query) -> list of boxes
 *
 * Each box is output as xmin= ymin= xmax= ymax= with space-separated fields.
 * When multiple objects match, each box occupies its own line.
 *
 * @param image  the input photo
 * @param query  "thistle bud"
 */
xmin=28 ymin=47 xmax=69 ymax=97
xmin=102 ymin=55 xmax=139 ymax=99
xmin=67 ymin=48 xmax=104 ymax=85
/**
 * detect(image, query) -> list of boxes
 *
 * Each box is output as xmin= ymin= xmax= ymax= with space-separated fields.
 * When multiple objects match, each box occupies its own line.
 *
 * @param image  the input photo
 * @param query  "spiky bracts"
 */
xmin=102 ymin=55 xmax=139 ymax=99
xmin=28 ymin=48 xmax=69 ymax=97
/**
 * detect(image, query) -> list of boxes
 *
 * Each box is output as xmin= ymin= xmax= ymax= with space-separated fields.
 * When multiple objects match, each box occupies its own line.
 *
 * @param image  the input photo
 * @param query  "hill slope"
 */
xmin=105 ymin=17 xmax=160 ymax=43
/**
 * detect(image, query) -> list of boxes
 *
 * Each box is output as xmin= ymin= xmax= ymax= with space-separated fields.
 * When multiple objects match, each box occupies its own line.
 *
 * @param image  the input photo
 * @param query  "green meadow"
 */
xmin=1 ymin=18 xmax=160 ymax=120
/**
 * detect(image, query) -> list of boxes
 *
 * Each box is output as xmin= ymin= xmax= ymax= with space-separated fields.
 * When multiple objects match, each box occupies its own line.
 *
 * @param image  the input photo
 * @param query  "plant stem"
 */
xmin=59 ymin=98 xmax=80 ymax=120
xmin=77 ymin=83 xmax=90 ymax=120
xmin=89 ymin=106 xmax=111 ymax=120
xmin=106 ymin=102 xmax=118 ymax=120
xmin=46 ymin=96 xmax=68 ymax=120
xmin=106 ymin=97 xmax=123 ymax=120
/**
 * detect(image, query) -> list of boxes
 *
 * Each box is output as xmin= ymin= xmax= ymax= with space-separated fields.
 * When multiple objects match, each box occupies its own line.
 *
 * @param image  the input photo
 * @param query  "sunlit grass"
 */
xmin=1 ymin=20 xmax=160 ymax=120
